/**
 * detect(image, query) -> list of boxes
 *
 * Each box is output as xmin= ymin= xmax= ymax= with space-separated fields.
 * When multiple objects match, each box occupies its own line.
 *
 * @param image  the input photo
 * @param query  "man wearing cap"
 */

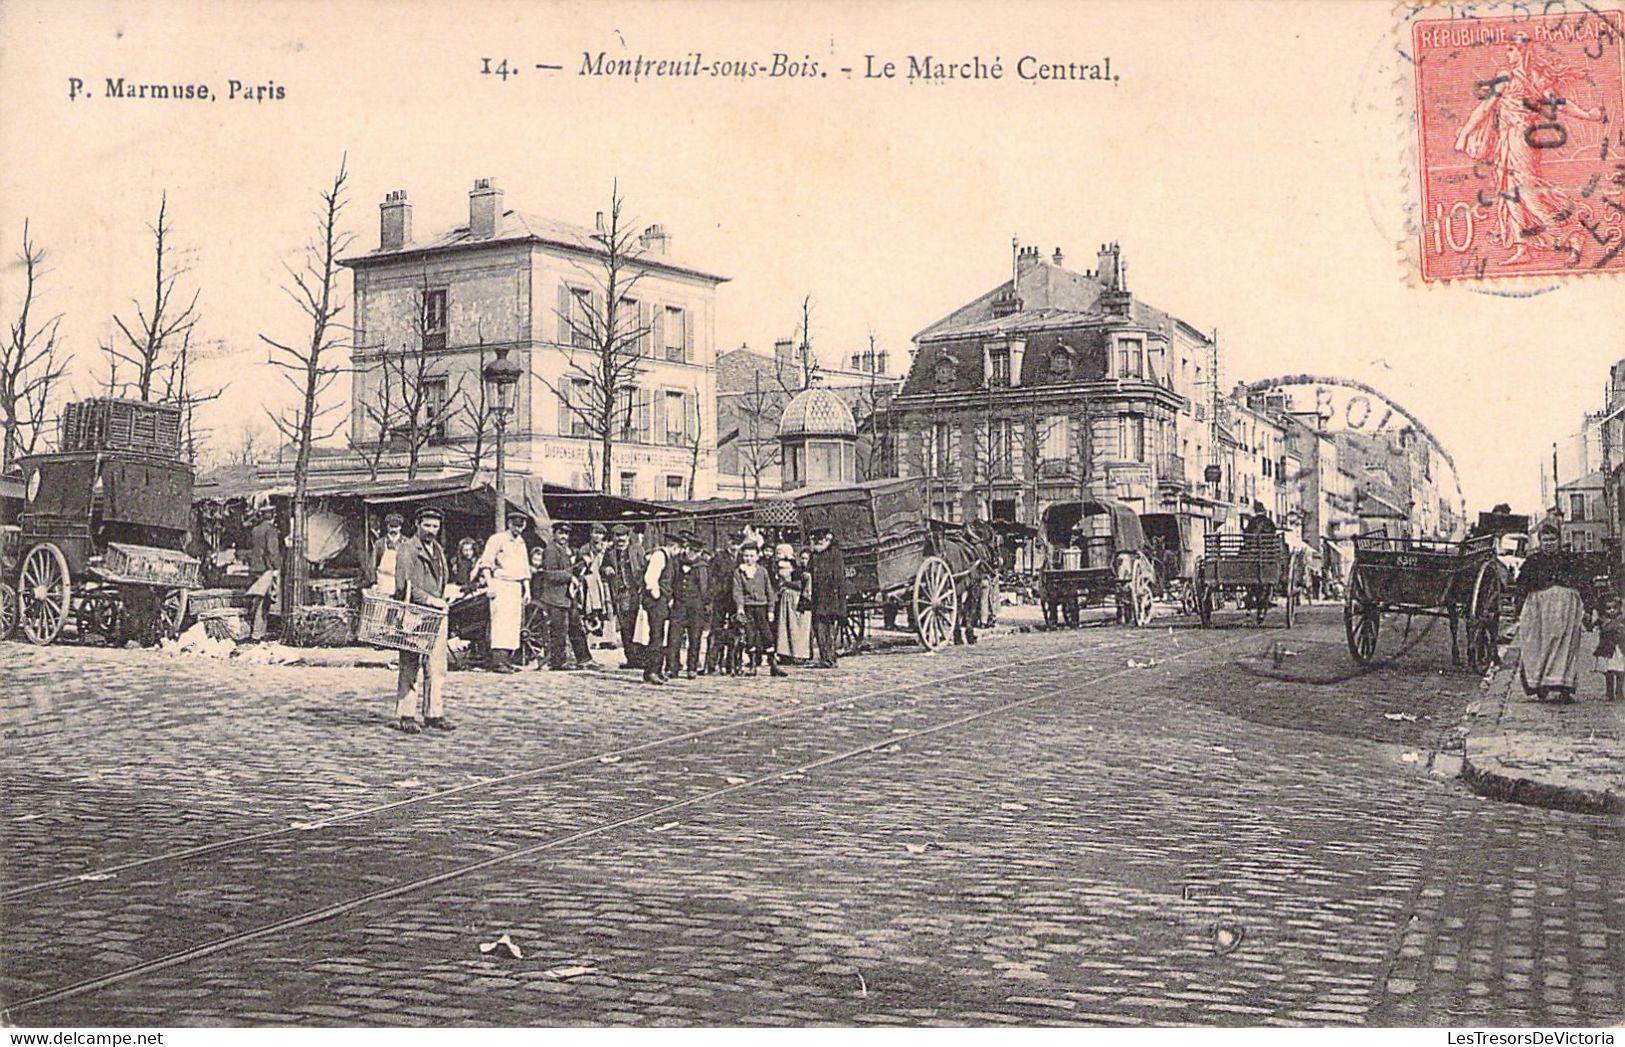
xmin=639 ymin=532 xmax=682 ymax=684
xmin=665 ymin=532 xmax=711 ymax=679
xmin=245 ymin=506 xmax=284 ymax=640
xmin=395 ymin=505 xmax=453 ymax=734
xmin=477 ymin=511 xmax=532 ymax=673
xmin=602 ymin=524 xmax=647 ymax=669
xmin=808 ymin=527 xmax=849 ymax=668
xmin=539 ymin=521 xmax=577 ymax=670
xmin=370 ymin=512 xmax=407 ymax=595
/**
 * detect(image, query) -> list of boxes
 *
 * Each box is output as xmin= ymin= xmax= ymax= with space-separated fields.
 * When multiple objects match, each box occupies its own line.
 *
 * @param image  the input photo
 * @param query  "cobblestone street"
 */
xmin=2 ymin=606 xmax=1620 ymax=1027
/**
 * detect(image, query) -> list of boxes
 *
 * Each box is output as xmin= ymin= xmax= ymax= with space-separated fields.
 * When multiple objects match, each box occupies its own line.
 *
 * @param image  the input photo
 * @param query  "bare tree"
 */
xmin=848 ymin=334 xmax=900 ymax=481
xmin=351 ymin=279 xmax=464 ymax=481
xmin=773 ymin=294 xmax=822 ymax=394
xmin=538 ymin=181 xmax=653 ymax=493
xmin=731 ymin=370 xmax=783 ymax=498
xmin=261 ymin=158 xmax=355 ymax=616
xmin=103 ymin=193 xmax=201 ymax=401
xmin=456 ymin=339 xmax=495 ymax=476
xmin=349 ymin=356 xmax=399 ymax=482
xmin=2 ymin=221 xmax=70 ymax=469
xmin=682 ymin=383 xmax=706 ymax=500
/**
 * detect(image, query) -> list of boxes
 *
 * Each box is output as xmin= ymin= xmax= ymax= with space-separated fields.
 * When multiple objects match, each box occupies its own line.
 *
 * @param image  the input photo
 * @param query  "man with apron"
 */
xmin=477 ymin=510 xmax=531 ymax=673
xmin=371 ymin=512 xmax=406 ymax=595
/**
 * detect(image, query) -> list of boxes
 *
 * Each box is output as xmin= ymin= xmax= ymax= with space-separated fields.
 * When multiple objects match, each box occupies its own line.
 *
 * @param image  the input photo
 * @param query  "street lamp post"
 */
xmin=483 ymin=347 xmax=524 ymax=532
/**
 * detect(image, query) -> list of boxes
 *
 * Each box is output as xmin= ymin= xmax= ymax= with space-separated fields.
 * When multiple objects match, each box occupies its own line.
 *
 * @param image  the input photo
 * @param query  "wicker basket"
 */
xmin=59 ymin=398 xmax=183 ymax=456
xmin=285 ymin=605 xmax=359 ymax=647
xmin=187 ymin=588 xmax=257 ymax=617
xmin=307 ymin=578 xmax=362 ymax=609
xmin=99 ymin=543 xmax=202 ymax=588
xmin=357 ymin=590 xmax=445 ymax=655
xmin=198 ymin=608 xmax=252 ymax=642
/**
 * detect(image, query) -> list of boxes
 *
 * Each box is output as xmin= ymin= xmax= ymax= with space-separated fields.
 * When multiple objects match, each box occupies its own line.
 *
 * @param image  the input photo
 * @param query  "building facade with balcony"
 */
xmin=335 ymin=178 xmax=728 ymax=500
xmin=886 ymin=242 xmax=1224 ymax=547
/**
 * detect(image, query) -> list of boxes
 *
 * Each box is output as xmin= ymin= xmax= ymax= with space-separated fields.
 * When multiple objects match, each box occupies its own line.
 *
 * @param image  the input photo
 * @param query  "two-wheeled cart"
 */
xmin=1343 ymin=532 xmax=1502 ymax=672
xmin=1194 ymin=531 xmax=1304 ymax=628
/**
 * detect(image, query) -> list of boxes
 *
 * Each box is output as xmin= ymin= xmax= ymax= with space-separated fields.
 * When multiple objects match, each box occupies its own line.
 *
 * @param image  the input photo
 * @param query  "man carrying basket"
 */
xmin=395 ymin=504 xmax=455 ymax=735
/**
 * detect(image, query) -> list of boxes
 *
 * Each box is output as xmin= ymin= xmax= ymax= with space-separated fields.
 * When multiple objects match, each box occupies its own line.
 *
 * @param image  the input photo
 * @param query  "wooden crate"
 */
xmin=99 ymin=543 xmax=201 ymax=588
xmin=59 ymin=398 xmax=183 ymax=457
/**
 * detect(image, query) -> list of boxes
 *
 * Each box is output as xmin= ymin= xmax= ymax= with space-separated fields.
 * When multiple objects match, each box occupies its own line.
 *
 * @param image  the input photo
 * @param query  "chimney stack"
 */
xmin=774 ymin=338 xmax=795 ymax=368
xmin=1052 ymin=247 xmax=1064 ymax=267
xmin=469 ymin=178 xmax=503 ymax=240
xmin=1096 ymin=242 xmax=1123 ymax=291
xmin=640 ymin=223 xmax=670 ymax=255
xmin=380 ymin=189 xmax=412 ymax=251
xmin=595 ymin=211 xmax=605 ymax=233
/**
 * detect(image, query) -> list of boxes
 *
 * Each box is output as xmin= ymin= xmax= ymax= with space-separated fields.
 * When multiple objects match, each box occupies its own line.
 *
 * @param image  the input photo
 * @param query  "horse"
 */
xmin=939 ymin=520 xmax=1001 ymax=644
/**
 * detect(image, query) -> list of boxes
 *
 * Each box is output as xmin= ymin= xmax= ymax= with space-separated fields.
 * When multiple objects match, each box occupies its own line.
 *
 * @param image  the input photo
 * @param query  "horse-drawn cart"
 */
xmin=1038 ymin=499 xmax=1157 ymax=628
xmin=1194 ymin=531 xmax=1304 ymax=628
xmin=755 ymin=478 xmax=995 ymax=652
xmin=1343 ymin=532 xmax=1502 ymax=672
xmin=10 ymin=448 xmax=201 ymax=645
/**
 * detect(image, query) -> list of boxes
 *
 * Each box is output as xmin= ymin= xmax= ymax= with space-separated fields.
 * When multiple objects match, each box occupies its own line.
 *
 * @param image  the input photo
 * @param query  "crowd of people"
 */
xmin=387 ymin=505 xmax=851 ymax=734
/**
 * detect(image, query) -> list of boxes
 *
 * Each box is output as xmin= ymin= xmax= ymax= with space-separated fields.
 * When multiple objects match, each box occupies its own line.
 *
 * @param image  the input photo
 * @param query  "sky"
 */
xmin=1 ymin=0 xmax=1621 ymax=515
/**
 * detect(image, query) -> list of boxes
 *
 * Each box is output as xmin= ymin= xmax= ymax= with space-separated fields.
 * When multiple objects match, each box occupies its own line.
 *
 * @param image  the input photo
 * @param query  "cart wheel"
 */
xmin=19 ymin=543 xmax=72 ymax=645
xmin=1128 ymin=558 xmax=1155 ymax=627
xmin=1195 ymin=575 xmax=1213 ymax=628
xmin=1466 ymin=561 xmax=1502 ymax=674
xmin=1344 ymin=568 xmax=1380 ymax=664
xmin=161 ymin=589 xmax=188 ymax=640
xmin=0 ymin=581 xmax=17 ymax=642
xmin=76 ymin=593 xmax=120 ymax=645
xmin=518 ymin=601 xmax=548 ymax=667
xmin=911 ymin=555 xmax=957 ymax=651
xmin=838 ymin=606 xmax=866 ymax=656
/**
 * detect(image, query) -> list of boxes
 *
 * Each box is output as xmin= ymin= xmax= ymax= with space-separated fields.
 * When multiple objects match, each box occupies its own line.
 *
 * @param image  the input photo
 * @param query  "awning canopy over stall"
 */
xmin=193 ymin=470 xmax=669 ymax=523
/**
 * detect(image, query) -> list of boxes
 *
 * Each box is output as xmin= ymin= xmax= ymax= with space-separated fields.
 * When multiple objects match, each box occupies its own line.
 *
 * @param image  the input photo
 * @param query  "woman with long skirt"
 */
xmin=775 ymin=546 xmax=813 ymax=664
xmin=1515 ymin=523 xmax=1591 ymax=704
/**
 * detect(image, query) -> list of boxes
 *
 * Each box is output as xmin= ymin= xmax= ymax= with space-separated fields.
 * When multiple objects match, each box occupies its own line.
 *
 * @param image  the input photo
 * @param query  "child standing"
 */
xmin=1591 ymin=593 xmax=1625 ymax=700
xmin=733 ymin=542 xmax=787 ymax=677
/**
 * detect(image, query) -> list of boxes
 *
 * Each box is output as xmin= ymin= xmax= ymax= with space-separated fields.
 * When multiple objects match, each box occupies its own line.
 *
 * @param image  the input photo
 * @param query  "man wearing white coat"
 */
xmin=477 ymin=510 xmax=532 ymax=673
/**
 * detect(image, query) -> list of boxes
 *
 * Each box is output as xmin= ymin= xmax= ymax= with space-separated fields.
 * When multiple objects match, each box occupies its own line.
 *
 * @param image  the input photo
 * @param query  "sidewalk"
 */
xmin=1462 ymin=650 xmax=1625 ymax=814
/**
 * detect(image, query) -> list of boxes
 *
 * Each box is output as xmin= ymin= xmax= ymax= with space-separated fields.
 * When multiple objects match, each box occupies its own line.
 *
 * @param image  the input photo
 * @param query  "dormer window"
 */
xmin=934 ymin=359 xmax=957 ymax=388
xmin=986 ymin=345 xmax=1011 ymax=388
xmin=1049 ymin=348 xmax=1073 ymax=379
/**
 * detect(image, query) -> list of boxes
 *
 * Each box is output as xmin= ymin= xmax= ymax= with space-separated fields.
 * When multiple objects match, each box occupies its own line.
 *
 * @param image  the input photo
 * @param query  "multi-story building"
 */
xmin=1556 ymin=471 xmax=1609 ymax=551
xmin=1219 ymin=386 xmax=1286 ymax=523
xmin=336 ymin=178 xmax=728 ymax=500
xmin=715 ymin=340 xmax=901 ymax=499
xmin=886 ymin=242 xmax=1224 ymax=547
xmin=1279 ymin=411 xmax=1360 ymax=580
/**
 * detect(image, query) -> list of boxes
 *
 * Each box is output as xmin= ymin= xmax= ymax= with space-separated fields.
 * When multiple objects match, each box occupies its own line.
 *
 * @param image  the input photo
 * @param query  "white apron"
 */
xmin=375 ymin=545 xmax=399 ymax=597
xmin=488 ymin=578 xmax=524 ymax=651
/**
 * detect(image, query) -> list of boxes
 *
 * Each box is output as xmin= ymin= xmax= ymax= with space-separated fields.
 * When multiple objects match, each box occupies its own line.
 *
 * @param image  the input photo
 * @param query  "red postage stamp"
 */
xmin=1412 ymin=6 xmax=1625 ymax=283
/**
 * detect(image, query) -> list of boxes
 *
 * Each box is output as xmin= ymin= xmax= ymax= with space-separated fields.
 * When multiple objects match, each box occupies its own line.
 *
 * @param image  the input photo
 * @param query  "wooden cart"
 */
xmin=755 ymin=478 xmax=995 ymax=652
xmin=1194 ymin=531 xmax=1304 ymax=628
xmin=10 ymin=449 xmax=201 ymax=645
xmin=1344 ymin=531 xmax=1502 ymax=672
xmin=1038 ymin=499 xmax=1157 ymax=628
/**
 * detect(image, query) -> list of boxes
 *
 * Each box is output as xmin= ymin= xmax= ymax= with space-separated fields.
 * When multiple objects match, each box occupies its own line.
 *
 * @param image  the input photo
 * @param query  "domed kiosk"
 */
xmin=777 ymin=387 xmax=857 ymax=490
